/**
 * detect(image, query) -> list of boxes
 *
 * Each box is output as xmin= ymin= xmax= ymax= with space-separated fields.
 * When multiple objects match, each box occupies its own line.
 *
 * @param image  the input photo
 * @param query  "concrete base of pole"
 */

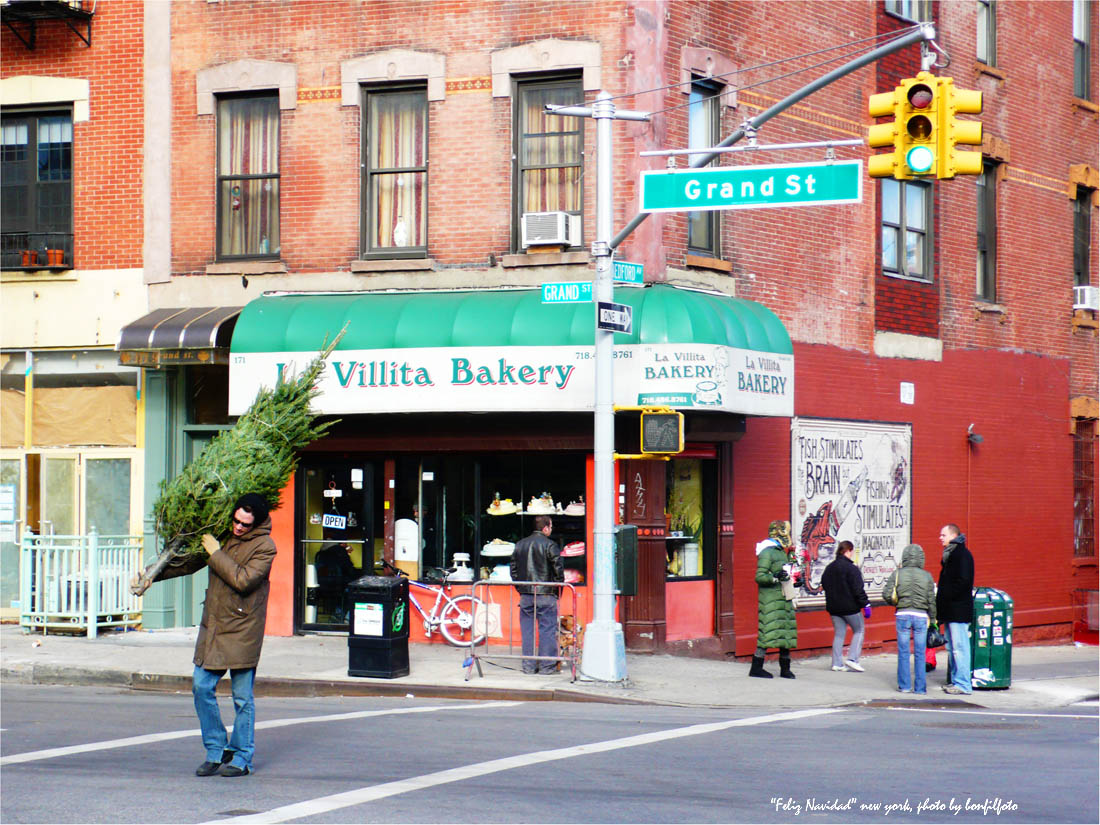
xmin=578 ymin=620 xmax=627 ymax=682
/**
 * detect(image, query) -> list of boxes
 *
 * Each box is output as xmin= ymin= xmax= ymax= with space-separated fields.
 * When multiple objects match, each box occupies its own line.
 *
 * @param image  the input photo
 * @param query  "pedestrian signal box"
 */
xmin=640 ymin=410 xmax=684 ymax=455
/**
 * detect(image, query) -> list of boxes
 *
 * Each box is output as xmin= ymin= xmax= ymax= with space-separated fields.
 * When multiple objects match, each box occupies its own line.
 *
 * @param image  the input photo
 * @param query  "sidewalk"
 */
xmin=2 ymin=623 xmax=1096 ymax=711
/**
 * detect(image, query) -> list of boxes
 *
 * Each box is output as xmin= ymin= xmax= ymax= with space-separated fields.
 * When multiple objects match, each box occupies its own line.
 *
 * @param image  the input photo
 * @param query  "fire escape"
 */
xmin=1 ymin=0 xmax=95 ymax=50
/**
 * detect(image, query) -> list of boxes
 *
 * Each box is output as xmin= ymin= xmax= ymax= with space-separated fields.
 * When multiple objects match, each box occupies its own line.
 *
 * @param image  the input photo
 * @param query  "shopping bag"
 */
xmin=926 ymin=624 xmax=946 ymax=648
xmin=924 ymin=646 xmax=937 ymax=673
xmin=473 ymin=601 xmax=502 ymax=638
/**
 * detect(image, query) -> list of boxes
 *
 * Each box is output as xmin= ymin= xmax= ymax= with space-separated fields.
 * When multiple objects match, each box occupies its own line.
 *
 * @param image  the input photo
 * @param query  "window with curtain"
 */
xmin=881 ymin=178 xmax=932 ymax=281
xmin=687 ymin=80 xmax=721 ymax=257
xmin=977 ymin=0 xmax=997 ymax=65
xmin=217 ymin=94 xmax=279 ymax=259
xmin=1075 ymin=0 xmax=1092 ymax=100
xmin=1075 ymin=187 xmax=1093 ymax=287
xmin=513 ymin=76 xmax=583 ymax=250
xmin=976 ymin=161 xmax=998 ymax=300
xmin=885 ymin=0 xmax=930 ymax=22
xmin=363 ymin=86 xmax=427 ymax=257
xmin=1 ymin=110 xmax=72 ymax=270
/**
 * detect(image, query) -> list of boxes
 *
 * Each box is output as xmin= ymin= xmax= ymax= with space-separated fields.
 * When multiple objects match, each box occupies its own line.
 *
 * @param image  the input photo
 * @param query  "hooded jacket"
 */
xmin=185 ymin=517 xmax=277 ymax=670
xmin=821 ymin=551 xmax=869 ymax=617
xmin=754 ymin=538 xmax=797 ymax=649
xmin=883 ymin=543 xmax=936 ymax=623
xmin=936 ymin=534 xmax=975 ymax=624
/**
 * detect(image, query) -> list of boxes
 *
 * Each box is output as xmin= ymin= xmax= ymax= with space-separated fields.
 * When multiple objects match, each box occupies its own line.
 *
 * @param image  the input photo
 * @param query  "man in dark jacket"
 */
xmin=153 ymin=493 xmax=277 ymax=777
xmin=510 ymin=515 xmax=564 ymax=674
xmin=821 ymin=540 xmax=870 ymax=672
xmin=937 ymin=524 xmax=975 ymax=695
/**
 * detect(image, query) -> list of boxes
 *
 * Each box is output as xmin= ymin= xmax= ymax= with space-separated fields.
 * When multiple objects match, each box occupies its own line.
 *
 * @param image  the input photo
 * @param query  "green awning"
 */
xmin=230 ymin=284 xmax=792 ymax=355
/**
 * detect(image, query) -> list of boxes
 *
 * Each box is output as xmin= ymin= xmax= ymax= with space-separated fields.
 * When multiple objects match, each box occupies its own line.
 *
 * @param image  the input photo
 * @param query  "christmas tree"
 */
xmin=131 ymin=332 xmax=342 ymax=594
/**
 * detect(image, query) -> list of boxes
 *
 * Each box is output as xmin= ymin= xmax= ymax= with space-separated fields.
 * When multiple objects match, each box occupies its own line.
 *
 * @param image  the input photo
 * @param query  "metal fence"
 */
xmin=19 ymin=531 xmax=143 ymax=637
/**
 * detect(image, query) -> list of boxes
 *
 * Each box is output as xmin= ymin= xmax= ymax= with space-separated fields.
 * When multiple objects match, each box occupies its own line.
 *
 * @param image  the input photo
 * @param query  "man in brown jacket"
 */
xmin=162 ymin=493 xmax=277 ymax=777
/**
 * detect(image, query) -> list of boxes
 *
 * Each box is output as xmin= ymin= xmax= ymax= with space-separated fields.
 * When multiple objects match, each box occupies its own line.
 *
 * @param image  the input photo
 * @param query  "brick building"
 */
xmin=6 ymin=0 xmax=1094 ymax=658
xmin=1 ymin=0 xmax=147 ymax=625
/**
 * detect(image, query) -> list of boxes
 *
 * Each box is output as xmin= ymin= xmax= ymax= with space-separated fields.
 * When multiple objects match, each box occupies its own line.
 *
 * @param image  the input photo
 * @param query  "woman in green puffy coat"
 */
xmin=750 ymin=520 xmax=798 ymax=679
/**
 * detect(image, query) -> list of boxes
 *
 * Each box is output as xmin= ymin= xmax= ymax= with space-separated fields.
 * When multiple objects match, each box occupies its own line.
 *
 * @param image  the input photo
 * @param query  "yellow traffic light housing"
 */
xmin=640 ymin=409 xmax=684 ymax=455
xmin=867 ymin=88 xmax=902 ymax=178
xmin=899 ymin=73 xmax=938 ymax=178
xmin=937 ymin=78 xmax=983 ymax=178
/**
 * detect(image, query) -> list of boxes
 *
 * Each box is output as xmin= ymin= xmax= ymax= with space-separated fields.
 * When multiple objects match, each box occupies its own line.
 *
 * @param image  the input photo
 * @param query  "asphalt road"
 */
xmin=1 ymin=685 xmax=1096 ymax=824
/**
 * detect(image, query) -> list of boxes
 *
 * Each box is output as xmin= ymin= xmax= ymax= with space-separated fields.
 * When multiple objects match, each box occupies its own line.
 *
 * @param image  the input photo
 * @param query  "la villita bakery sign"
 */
xmin=229 ymin=344 xmax=793 ymax=418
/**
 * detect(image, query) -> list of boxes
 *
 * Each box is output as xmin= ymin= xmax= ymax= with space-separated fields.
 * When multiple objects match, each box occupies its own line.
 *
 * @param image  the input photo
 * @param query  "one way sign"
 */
xmin=597 ymin=301 xmax=632 ymax=334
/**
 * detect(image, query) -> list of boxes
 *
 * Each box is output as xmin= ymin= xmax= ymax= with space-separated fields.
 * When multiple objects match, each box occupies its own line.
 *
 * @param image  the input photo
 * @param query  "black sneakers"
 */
xmin=196 ymin=750 xmax=234 ymax=777
xmin=219 ymin=764 xmax=251 ymax=777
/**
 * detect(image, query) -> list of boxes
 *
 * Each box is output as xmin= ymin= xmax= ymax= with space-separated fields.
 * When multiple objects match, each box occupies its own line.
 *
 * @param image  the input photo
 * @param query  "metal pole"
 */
xmin=611 ymin=23 xmax=934 ymax=249
xmin=580 ymin=91 xmax=627 ymax=682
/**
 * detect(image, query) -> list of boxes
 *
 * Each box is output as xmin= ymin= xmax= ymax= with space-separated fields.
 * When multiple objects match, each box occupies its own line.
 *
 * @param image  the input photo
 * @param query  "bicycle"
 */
xmin=376 ymin=559 xmax=488 ymax=647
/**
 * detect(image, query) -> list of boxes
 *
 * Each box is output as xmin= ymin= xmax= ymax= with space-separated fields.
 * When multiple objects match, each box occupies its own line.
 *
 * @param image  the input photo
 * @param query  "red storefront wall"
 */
xmin=733 ymin=344 xmax=1074 ymax=657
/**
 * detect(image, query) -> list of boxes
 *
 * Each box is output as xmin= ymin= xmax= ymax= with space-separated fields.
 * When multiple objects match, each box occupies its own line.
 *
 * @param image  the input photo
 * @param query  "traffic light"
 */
xmin=868 ymin=73 xmax=984 ymax=181
xmin=640 ymin=409 xmax=683 ymax=455
xmin=897 ymin=73 xmax=938 ymax=177
xmin=936 ymin=78 xmax=983 ymax=178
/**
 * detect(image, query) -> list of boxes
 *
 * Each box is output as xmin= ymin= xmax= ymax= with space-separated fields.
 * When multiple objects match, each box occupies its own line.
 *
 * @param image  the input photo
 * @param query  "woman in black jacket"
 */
xmin=820 ymin=540 xmax=870 ymax=672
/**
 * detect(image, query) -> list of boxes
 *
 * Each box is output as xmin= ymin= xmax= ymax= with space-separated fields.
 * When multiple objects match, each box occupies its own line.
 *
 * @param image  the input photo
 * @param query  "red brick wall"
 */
xmin=733 ymin=343 xmax=1075 ymax=656
xmin=0 ymin=0 xmax=144 ymax=270
xmin=168 ymin=0 xmax=629 ymax=274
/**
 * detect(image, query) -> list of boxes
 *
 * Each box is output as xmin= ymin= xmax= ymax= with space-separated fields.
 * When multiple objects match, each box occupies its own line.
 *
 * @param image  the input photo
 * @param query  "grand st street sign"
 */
xmin=639 ymin=160 xmax=862 ymax=212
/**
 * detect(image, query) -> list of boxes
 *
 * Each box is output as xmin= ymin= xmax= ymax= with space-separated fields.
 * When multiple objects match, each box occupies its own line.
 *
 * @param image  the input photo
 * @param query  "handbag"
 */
xmin=926 ymin=624 xmax=946 ymax=648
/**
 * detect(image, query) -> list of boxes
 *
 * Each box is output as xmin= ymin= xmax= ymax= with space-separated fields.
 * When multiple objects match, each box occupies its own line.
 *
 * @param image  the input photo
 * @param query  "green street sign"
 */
xmin=542 ymin=281 xmax=592 ymax=303
xmin=613 ymin=260 xmax=644 ymax=284
xmin=640 ymin=160 xmax=862 ymax=212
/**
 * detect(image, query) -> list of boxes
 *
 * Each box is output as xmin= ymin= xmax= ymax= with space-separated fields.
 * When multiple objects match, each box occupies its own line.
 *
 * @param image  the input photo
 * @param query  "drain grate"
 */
xmin=217 ymin=811 xmax=259 ymax=816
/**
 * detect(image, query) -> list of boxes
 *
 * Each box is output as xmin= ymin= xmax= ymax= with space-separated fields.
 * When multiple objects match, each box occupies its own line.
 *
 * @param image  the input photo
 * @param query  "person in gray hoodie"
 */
xmin=882 ymin=543 xmax=937 ymax=694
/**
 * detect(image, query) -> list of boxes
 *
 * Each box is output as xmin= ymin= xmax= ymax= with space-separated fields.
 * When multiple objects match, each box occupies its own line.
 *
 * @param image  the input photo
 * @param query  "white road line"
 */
xmin=884 ymin=707 xmax=1097 ymax=720
xmin=202 ymin=707 xmax=841 ymax=825
xmin=0 ymin=701 xmax=522 ymax=766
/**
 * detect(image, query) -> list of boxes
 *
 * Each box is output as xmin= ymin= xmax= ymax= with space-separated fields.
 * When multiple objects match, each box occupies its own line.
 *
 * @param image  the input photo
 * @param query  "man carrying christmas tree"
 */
xmin=152 ymin=493 xmax=277 ymax=777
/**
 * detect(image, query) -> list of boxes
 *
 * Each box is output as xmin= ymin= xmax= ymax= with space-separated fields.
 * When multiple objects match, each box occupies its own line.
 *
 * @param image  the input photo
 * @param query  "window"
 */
xmin=362 ymin=86 xmax=427 ymax=258
xmin=977 ymin=0 xmax=997 ymax=65
xmin=216 ymin=94 xmax=279 ymax=259
xmin=687 ymin=80 xmax=721 ymax=257
xmin=1075 ymin=0 xmax=1092 ymax=99
xmin=885 ymin=0 xmax=931 ymax=22
xmin=1 ymin=110 xmax=72 ymax=269
xmin=1074 ymin=419 xmax=1097 ymax=557
xmin=1075 ymin=187 xmax=1093 ymax=287
xmin=976 ymin=161 xmax=998 ymax=300
xmin=513 ymin=76 xmax=583 ymax=250
xmin=881 ymin=178 xmax=932 ymax=281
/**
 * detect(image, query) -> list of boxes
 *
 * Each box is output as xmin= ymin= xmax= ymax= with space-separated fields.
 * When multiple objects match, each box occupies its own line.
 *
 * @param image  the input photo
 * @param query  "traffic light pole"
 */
xmin=611 ymin=22 xmax=935 ymax=249
xmin=546 ymin=93 xmax=650 ymax=682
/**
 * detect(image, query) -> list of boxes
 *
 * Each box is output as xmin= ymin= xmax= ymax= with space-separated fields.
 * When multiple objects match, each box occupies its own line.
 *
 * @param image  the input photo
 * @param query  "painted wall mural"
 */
xmin=790 ymin=417 xmax=912 ymax=608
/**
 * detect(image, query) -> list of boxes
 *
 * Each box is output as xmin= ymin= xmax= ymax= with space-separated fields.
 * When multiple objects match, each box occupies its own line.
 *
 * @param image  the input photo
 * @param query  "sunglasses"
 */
xmin=232 ymin=516 xmax=254 ymax=528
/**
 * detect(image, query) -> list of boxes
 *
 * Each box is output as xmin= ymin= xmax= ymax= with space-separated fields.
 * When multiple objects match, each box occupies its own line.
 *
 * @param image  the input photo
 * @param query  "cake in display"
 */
xmin=481 ymin=538 xmax=515 ymax=557
xmin=487 ymin=493 xmax=519 ymax=516
xmin=525 ymin=492 xmax=557 ymax=515
xmin=561 ymin=541 xmax=586 ymax=557
xmin=563 ymin=498 xmax=585 ymax=516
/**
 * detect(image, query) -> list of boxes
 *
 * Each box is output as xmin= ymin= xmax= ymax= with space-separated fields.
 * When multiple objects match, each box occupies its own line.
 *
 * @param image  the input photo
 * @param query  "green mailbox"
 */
xmin=970 ymin=587 xmax=1013 ymax=689
xmin=614 ymin=525 xmax=638 ymax=597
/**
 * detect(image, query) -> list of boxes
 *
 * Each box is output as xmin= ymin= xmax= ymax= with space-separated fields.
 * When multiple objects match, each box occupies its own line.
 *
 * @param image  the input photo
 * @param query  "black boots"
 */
xmin=779 ymin=650 xmax=796 ymax=679
xmin=749 ymin=653 xmax=773 ymax=678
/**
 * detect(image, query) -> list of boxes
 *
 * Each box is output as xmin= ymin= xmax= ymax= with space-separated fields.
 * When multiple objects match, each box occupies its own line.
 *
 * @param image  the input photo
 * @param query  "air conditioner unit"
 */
xmin=1073 ymin=285 xmax=1099 ymax=312
xmin=521 ymin=211 xmax=581 ymax=248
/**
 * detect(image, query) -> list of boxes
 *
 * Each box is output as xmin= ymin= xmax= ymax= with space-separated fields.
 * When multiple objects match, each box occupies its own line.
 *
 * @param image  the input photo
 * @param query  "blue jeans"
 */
xmin=519 ymin=594 xmax=559 ymax=673
xmin=945 ymin=621 xmax=973 ymax=693
xmin=896 ymin=614 xmax=928 ymax=693
xmin=192 ymin=666 xmax=256 ymax=770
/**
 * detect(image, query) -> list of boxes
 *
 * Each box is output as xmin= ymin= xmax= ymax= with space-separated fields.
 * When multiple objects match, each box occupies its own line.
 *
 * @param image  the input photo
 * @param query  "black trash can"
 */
xmin=347 ymin=575 xmax=410 ymax=678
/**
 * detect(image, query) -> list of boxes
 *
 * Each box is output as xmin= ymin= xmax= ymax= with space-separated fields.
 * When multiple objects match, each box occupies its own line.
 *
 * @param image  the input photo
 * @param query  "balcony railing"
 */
xmin=1 ymin=232 xmax=72 ymax=270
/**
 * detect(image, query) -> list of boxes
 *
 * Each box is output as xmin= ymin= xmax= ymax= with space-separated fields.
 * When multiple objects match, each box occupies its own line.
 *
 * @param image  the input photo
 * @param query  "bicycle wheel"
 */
xmin=438 ymin=595 xmax=488 ymax=647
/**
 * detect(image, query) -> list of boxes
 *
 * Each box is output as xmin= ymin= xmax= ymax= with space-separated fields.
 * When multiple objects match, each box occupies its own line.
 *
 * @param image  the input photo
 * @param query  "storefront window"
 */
xmin=665 ymin=457 xmax=716 ymax=579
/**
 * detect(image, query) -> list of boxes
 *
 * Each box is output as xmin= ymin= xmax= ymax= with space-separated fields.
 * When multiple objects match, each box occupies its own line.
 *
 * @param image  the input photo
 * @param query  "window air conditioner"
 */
xmin=1073 ymin=285 xmax=1099 ymax=312
xmin=520 ymin=211 xmax=581 ymax=248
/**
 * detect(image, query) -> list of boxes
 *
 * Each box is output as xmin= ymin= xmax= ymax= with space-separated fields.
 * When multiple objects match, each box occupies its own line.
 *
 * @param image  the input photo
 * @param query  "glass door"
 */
xmin=298 ymin=461 xmax=376 ymax=630
xmin=0 ymin=456 xmax=22 ymax=619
